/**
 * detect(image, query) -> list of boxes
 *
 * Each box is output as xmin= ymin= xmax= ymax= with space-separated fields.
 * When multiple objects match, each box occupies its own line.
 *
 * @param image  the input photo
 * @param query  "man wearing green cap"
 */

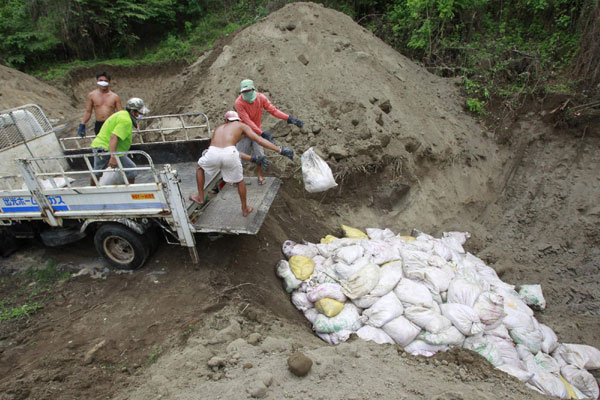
xmin=234 ymin=79 xmax=304 ymax=185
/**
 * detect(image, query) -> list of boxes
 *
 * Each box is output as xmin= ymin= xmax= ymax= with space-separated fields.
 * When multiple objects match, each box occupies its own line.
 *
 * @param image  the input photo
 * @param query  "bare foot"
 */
xmin=258 ymin=177 xmax=266 ymax=185
xmin=242 ymin=205 xmax=254 ymax=217
xmin=189 ymin=194 xmax=205 ymax=205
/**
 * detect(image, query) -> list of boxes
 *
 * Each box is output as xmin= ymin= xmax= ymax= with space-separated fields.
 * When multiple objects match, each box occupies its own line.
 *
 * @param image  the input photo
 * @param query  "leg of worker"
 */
xmin=252 ymin=141 xmax=266 ymax=185
xmin=91 ymin=150 xmax=109 ymax=186
xmin=189 ymin=165 xmax=206 ymax=204
xmin=237 ymin=180 xmax=253 ymax=217
xmin=120 ymin=155 xmax=138 ymax=185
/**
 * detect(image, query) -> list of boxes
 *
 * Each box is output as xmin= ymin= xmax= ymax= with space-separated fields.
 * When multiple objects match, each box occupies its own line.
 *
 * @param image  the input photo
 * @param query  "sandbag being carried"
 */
xmin=301 ymin=147 xmax=337 ymax=193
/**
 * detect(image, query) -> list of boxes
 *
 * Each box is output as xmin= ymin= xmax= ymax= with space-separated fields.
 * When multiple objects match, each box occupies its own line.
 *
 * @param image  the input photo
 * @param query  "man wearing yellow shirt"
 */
xmin=90 ymin=97 xmax=149 ymax=185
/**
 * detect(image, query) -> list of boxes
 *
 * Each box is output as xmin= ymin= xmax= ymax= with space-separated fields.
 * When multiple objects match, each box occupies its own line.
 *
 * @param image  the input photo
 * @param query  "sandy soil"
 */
xmin=0 ymin=2 xmax=598 ymax=399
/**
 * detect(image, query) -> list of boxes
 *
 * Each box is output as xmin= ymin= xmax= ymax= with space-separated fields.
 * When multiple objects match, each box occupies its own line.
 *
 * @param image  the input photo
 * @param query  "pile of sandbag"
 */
xmin=276 ymin=225 xmax=600 ymax=399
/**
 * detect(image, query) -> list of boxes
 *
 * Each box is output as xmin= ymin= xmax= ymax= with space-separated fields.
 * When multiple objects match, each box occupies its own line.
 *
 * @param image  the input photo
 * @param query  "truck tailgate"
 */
xmin=189 ymin=176 xmax=280 ymax=234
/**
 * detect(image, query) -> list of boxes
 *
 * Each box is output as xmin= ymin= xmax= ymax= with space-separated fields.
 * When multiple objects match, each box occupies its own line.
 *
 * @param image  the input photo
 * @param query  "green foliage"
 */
xmin=0 ymin=301 xmax=43 ymax=321
xmin=147 ymin=345 xmax=162 ymax=365
xmin=466 ymin=98 xmax=486 ymax=115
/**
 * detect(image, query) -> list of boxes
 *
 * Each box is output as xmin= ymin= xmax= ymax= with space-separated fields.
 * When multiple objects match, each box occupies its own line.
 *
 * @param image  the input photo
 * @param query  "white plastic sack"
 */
xmin=369 ymin=261 xmax=403 ymax=297
xmin=394 ymin=278 xmax=434 ymax=308
xmin=303 ymin=308 xmax=320 ymax=324
xmin=361 ymin=292 xmax=404 ymax=328
xmin=463 ymin=335 xmax=503 ymax=366
xmin=334 ymin=256 xmax=372 ymax=281
xmin=439 ymin=303 xmax=484 ymax=336
xmin=291 ymin=292 xmax=313 ymax=311
xmin=313 ymin=303 xmax=362 ymax=333
xmin=282 ymin=240 xmax=319 ymax=259
xmin=533 ymin=352 xmax=561 ymax=374
xmin=510 ymin=325 xmax=543 ymax=355
xmin=486 ymin=335 xmax=521 ymax=368
xmin=361 ymin=240 xmax=400 ymax=265
xmin=404 ymin=306 xmax=452 ymax=334
xmin=518 ymin=284 xmax=546 ymax=310
xmin=316 ymin=329 xmax=352 ymax=345
xmin=99 ymin=168 xmax=125 ymax=185
xmin=366 ymin=228 xmax=396 ymax=241
xmin=301 ymin=147 xmax=337 ymax=193
xmin=403 ymin=340 xmax=449 ymax=357
xmin=526 ymin=371 xmax=570 ymax=399
xmin=418 ymin=326 xmax=465 ymax=347
xmin=561 ymin=365 xmax=600 ymax=400
xmin=553 ymin=343 xmax=600 ymax=370
xmin=503 ymin=307 xmax=536 ymax=330
xmin=307 ymin=283 xmax=347 ymax=303
xmin=497 ymin=364 xmax=534 ymax=382
xmin=356 ymin=325 xmax=395 ymax=345
xmin=334 ymin=245 xmax=365 ymax=265
xmin=340 ymin=263 xmax=380 ymax=299
xmin=447 ymin=278 xmax=482 ymax=308
xmin=473 ymin=291 xmax=505 ymax=327
xmin=381 ymin=316 xmax=421 ymax=346
xmin=442 ymin=231 xmax=470 ymax=245
xmin=539 ymin=323 xmax=559 ymax=354
xmin=351 ymin=295 xmax=381 ymax=309
xmin=275 ymin=260 xmax=302 ymax=293
xmin=485 ymin=324 xmax=511 ymax=340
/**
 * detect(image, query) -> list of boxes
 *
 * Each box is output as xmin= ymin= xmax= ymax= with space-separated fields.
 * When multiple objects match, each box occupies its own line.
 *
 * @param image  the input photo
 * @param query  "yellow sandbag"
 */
xmin=400 ymin=236 xmax=416 ymax=242
xmin=289 ymin=255 xmax=315 ymax=280
xmin=315 ymin=298 xmax=344 ymax=317
xmin=320 ymin=235 xmax=338 ymax=244
xmin=341 ymin=224 xmax=368 ymax=239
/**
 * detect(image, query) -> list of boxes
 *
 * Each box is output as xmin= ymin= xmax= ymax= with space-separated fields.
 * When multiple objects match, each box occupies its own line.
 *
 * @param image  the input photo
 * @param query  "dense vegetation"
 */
xmin=1 ymin=0 xmax=598 ymax=113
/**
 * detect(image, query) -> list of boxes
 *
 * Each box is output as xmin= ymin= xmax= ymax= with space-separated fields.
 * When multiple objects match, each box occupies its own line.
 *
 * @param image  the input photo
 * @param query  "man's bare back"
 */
xmin=86 ymin=89 xmax=122 ymax=122
xmin=210 ymin=120 xmax=281 ymax=152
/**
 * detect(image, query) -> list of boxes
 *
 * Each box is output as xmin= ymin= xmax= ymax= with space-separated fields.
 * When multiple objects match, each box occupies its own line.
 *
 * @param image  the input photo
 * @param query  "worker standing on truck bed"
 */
xmin=90 ymin=97 xmax=149 ymax=185
xmin=190 ymin=111 xmax=294 ymax=217
xmin=234 ymin=79 xmax=304 ymax=185
xmin=78 ymin=71 xmax=123 ymax=137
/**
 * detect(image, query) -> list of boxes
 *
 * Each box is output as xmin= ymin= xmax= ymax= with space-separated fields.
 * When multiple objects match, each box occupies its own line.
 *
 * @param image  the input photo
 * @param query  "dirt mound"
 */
xmin=0 ymin=2 xmax=598 ymax=400
xmin=0 ymin=64 xmax=77 ymax=121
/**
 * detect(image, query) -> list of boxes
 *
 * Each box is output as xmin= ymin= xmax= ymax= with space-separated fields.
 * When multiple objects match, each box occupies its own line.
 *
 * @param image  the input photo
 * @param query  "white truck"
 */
xmin=0 ymin=104 xmax=281 ymax=269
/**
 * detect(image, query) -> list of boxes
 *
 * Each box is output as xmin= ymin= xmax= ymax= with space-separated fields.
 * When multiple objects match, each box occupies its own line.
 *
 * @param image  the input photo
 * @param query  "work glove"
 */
xmin=261 ymin=130 xmax=274 ymax=143
xmin=77 ymin=124 xmax=86 ymax=137
xmin=287 ymin=116 xmax=304 ymax=128
xmin=280 ymin=146 xmax=294 ymax=161
xmin=251 ymin=154 xmax=270 ymax=169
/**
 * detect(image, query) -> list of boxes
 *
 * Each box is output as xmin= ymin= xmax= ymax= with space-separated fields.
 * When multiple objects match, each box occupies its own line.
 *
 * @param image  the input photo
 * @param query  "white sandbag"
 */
xmin=553 ymin=344 xmax=600 ymax=370
xmin=485 ymin=324 xmax=511 ymax=340
xmin=340 ymin=263 xmax=380 ymax=299
xmin=497 ymin=364 xmax=534 ymax=382
xmin=518 ymin=284 xmax=546 ymax=310
xmin=499 ymin=288 xmax=534 ymax=317
xmin=427 ymin=255 xmax=448 ymax=268
xmin=316 ymin=329 xmax=352 ymax=345
xmin=362 ymin=292 xmax=404 ymax=328
xmin=369 ymin=261 xmax=403 ymax=297
xmin=282 ymin=240 xmax=319 ymax=259
xmin=404 ymin=306 xmax=452 ymax=334
xmin=362 ymin=240 xmax=400 ymax=265
xmin=276 ymin=260 xmax=302 ymax=293
xmin=307 ymin=282 xmax=347 ymax=303
xmin=418 ymin=326 xmax=465 ymax=347
xmin=334 ymin=245 xmax=364 ymax=265
xmin=447 ymin=278 xmax=482 ymax=308
xmin=394 ymin=278 xmax=434 ymax=308
xmin=510 ymin=325 xmax=543 ymax=355
xmin=433 ymin=240 xmax=454 ymax=261
xmin=316 ymin=238 xmax=362 ymax=258
xmin=334 ymin=256 xmax=373 ymax=280
xmin=421 ymin=267 xmax=453 ymax=294
xmin=403 ymin=340 xmax=449 ymax=357
xmin=382 ymin=316 xmax=421 ymax=346
xmin=561 ymin=365 xmax=600 ymax=400
xmin=442 ymin=231 xmax=470 ymax=245
xmin=526 ymin=371 xmax=570 ymax=399
xmin=439 ymin=303 xmax=484 ymax=336
xmin=366 ymin=228 xmax=396 ymax=241
xmin=441 ymin=235 xmax=465 ymax=254
xmin=310 ymin=259 xmax=338 ymax=285
xmin=99 ymin=168 xmax=126 ymax=185
xmin=351 ymin=295 xmax=381 ymax=309
xmin=534 ymin=352 xmax=561 ymax=374
xmin=503 ymin=307 xmax=536 ymax=330
xmin=400 ymin=249 xmax=432 ymax=272
xmin=301 ymin=147 xmax=337 ymax=193
xmin=356 ymin=325 xmax=395 ymax=345
xmin=304 ymin=308 xmax=320 ymax=324
xmin=463 ymin=335 xmax=503 ymax=366
xmin=473 ymin=291 xmax=505 ymax=327
xmin=291 ymin=292 xmax=313 ymax=311
xmin=539 ymin=323 xmax=559 ymax=354
xmin=313 ymin=303 xmax=363 ymax=334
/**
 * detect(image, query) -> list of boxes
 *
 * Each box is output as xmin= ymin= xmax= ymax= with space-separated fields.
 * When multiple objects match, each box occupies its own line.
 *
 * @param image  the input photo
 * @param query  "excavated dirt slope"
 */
xmin=0 ymin=2 xmax=598 ymax=399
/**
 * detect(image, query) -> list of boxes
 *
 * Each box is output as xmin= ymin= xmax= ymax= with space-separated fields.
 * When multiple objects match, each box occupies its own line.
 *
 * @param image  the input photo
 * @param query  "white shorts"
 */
xmin=198 ymin=146 xmax=243 ymax=183
xmin=236 ymin=136 xmax=264 ymax=158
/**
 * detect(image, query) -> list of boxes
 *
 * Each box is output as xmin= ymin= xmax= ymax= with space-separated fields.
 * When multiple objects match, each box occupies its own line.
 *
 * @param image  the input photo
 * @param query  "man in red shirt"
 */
xmin=234 ymin=79 xmax=304 ymax=185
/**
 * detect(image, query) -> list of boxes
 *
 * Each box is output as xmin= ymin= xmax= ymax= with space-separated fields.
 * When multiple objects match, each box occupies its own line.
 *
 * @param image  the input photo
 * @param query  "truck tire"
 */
xmin=94 ymin=223 xmax=150 ymax=270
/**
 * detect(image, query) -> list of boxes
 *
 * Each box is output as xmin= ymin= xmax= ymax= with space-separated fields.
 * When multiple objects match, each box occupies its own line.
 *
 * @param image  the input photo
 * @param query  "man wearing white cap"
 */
xmin=235 ymin=79 xmax=303 ymax=185
xmin=78 ymin=71 xmax=123 ymax=137
xmin=190 ymin=111 xmax=294 ymax=217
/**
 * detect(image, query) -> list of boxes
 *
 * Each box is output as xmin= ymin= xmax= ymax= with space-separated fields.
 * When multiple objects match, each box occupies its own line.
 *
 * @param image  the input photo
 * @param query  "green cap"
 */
xmin=240 ymin=79 xmax=255 ymax=93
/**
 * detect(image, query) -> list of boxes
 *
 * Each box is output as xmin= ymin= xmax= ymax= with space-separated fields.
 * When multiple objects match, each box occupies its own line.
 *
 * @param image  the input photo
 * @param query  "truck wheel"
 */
xmin=94 ymin=224 xmax=149 ymax=270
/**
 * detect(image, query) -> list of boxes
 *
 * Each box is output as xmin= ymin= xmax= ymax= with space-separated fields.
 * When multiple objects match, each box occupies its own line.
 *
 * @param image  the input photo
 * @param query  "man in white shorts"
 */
xmin=190 ymin=111 xmax=294 ymax=217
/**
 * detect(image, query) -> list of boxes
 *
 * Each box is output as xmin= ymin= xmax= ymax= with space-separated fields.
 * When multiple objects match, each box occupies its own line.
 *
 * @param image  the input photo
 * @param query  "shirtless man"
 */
xmin=78 ymin=72 xmax=123 ymax=137
xmin=190 ymin=111 xmax=294 ymax=217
